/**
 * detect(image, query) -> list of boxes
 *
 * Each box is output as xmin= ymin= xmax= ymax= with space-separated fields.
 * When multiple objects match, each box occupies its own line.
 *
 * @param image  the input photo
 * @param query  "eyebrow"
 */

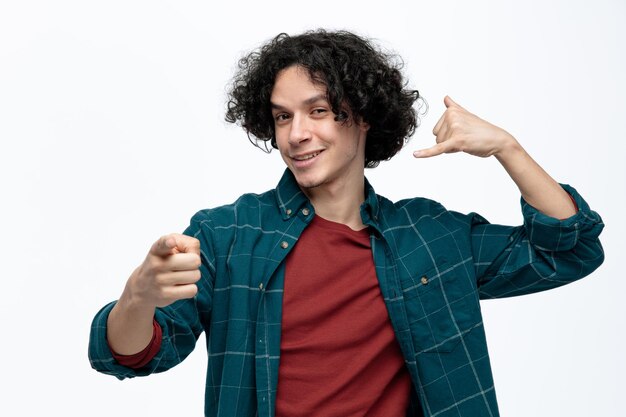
xmin=270 ymin=94 xmax=328 ymax=111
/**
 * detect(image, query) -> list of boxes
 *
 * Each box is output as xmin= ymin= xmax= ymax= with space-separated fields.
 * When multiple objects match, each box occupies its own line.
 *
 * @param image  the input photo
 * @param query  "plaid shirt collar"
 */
xmin=275 ymin=168 xmax=381 ymax=226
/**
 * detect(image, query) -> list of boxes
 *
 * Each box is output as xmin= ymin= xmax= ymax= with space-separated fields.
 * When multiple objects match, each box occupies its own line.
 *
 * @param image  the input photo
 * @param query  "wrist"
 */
xmin=117 ymin=269 xmax=157 ymax=317
xmin=494 ymin=133 xmax=523 ymax=161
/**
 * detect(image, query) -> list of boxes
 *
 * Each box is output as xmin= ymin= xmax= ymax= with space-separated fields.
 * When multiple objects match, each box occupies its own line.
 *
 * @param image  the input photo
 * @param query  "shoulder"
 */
xmin=385 ymin=194 xmax=447 ymax=215
xmin=377 ymin=194 xmax=489 ymax=230
xmin=188 ymin=188 xmax=279 ymax=227
xmin=377 ymin=194 xmax=450 ymax=221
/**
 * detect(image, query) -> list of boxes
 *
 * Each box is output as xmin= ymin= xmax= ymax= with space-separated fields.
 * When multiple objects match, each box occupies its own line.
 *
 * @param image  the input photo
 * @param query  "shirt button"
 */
xmin=421 ymin=276 xmax=429 ymax=285
xmin=302 ymin=208 xmax=310 ymax=216
xmin=259 ymin=283 xmax=264 ymax=290
xmin=286 ymin=208 xmax=292 ymax=216
xmin=280 ymin=241 xmax=289 ymax=249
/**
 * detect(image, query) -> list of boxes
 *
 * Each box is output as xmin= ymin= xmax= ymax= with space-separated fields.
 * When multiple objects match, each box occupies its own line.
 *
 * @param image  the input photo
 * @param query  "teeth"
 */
xmin=294 ymin=152 xmax=320 ymax=161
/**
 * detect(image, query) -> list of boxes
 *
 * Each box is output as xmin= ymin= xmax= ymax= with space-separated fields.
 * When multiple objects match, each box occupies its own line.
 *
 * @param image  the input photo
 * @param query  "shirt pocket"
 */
xmin=400 ymin=262 xmax=479 ymax=354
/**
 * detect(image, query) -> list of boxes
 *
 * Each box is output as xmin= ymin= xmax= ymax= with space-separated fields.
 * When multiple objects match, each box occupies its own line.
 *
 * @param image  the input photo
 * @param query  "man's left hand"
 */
xmin=414 ymin=96 xmax=516 ymax=159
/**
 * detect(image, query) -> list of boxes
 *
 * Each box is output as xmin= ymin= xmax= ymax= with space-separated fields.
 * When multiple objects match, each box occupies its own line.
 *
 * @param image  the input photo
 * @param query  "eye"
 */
xmin=274 ymin=113 xmax=291 ymax=122
xmin=311 ymin=108 xmax=327 ymax=116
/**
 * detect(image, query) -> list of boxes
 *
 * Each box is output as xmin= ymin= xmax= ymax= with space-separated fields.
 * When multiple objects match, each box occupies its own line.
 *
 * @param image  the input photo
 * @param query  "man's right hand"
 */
xmin=107 ymin=233 xmax=201 ymax=355
xmin=128 ymin=233 xmax=202 ymax=309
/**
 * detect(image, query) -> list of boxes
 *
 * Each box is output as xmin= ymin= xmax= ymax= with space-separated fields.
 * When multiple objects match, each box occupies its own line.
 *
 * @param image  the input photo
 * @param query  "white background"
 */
xmin=1 ymin=0 xmax=624 ymax=415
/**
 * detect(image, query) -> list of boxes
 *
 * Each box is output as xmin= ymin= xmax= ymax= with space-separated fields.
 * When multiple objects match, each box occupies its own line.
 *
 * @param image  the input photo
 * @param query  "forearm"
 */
xmin=106 ymin=280 xmax=156 ymax=355
xmin=495 ymin=138 xmax=577 ymax=220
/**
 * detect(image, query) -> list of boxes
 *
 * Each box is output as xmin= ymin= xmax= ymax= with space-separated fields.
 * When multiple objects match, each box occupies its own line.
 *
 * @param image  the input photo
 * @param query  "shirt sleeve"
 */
xmin=88 ymin=210 xmax=216 ymax=380
xmin=463 ymin=184 xmax=604 ymax=299
xmin=109 ymin=319 xmax=163 ymax=369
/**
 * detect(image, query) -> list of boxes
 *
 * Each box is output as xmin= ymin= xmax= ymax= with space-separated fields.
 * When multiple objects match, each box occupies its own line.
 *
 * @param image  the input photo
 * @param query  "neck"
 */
xmin=301 ymin=174 xmax=366 ymax=231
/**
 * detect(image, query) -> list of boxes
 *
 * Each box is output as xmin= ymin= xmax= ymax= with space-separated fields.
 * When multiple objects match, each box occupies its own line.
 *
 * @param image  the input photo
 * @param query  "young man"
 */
xmin=89 ymin=30 xmax=604 ymax=417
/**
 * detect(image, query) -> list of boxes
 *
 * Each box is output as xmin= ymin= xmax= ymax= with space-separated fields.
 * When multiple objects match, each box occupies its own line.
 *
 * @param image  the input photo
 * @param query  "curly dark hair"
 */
xmin=225 ymin=29 xmax=424 ymax=168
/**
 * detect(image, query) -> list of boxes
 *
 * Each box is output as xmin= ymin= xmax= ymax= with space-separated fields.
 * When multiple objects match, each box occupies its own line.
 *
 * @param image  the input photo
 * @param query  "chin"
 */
xmin=292 ymin=172 xmax=326 ymax=190
xmin=295 ymin=178 xmax=323 ymax=190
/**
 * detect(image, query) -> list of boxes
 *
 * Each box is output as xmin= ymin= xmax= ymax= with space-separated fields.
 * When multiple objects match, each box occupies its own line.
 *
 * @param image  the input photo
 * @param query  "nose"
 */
xmin=287 ymin=113 xmax=312 ymax=145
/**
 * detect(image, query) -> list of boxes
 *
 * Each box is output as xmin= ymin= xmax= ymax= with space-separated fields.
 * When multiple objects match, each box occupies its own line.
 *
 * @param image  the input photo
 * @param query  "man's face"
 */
xmin=270 ymin=65 xmax=369 ymax=191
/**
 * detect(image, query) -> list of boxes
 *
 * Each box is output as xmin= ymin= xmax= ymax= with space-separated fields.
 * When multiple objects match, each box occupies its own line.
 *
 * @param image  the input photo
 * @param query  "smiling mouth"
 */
xmin=292 ymin=151 xmax=322 ymax=161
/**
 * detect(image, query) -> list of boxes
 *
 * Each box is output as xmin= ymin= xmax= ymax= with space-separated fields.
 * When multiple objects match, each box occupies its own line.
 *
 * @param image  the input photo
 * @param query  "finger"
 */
xmin=162 ymin=252 xmax=201 ymax=271
xmin=150 ymin=234 xmax=177 ymax=257
xmin=413 ymin=143 xmax=448 ymax=158
xmin=432 ymin=111 xmax=446 ymax=136
xmin=444 ymin=95 xmax=467 ymax=112
xmin=434 ymin=122 xmax=450 ymax=144
xmin=150 ymin=234 xmax=200 ymax=257
xmin=161 ymin=283 xmax=199 ymax=304
xmin=175 ymin=235 xmax=201 ymax=255
xmin=156 ymin=269 xmax=202 ymax=286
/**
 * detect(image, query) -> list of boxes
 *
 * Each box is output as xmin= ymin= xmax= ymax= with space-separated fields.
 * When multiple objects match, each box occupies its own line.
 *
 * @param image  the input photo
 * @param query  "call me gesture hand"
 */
xmin=107 ymin=234 xmax=201 ymax=355
xmin=413 ymin=96 xmax=577 ymax=220
xmin=414 ymin=95 xmax=516 ymax=159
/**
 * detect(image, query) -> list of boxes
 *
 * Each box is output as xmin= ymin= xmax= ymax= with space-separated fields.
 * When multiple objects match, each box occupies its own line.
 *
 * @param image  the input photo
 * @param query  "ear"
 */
xmin=358 ymin=118 xmax=370 ymax=132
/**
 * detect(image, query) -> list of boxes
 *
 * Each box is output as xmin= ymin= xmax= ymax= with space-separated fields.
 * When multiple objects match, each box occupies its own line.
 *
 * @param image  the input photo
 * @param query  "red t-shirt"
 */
xmin=275 ymin=215 xmax=411 ymax=417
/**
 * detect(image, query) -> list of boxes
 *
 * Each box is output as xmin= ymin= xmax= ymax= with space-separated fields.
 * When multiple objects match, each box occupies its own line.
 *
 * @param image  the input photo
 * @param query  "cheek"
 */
xmin=274 ymin=131 xmax=288 ymax=150
xmin=338 ymin=129 xmax=364 ymax=156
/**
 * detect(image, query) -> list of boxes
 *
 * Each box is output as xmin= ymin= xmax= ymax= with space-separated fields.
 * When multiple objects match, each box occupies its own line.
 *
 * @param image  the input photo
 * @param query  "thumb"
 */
xmin=150 ymin=234 xmax=177 ymax=257
xmin=150 ymin=234 xmax=200 ymax=257
xmin=176 ymin=235 xmax=201 ymax=255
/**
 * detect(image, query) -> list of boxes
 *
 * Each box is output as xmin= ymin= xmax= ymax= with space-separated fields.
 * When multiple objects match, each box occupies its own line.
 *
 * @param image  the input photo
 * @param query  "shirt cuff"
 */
xmin=109 ymin=319 xmax=163 ymax=369
xmin=521 ymin=183 xmax=602 ymax=252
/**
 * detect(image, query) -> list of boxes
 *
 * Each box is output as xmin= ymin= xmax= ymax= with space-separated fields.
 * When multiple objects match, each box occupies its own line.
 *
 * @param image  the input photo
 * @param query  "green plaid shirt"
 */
xmin=90 ymin=168 xmax=604 ymax=417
